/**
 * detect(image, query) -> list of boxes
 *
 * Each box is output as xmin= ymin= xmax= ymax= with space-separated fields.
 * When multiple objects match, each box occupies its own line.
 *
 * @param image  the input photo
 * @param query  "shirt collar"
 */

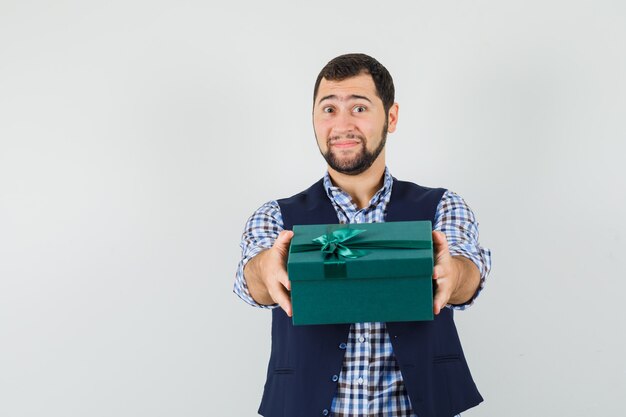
xmin=322 ymin=167 xmax=394 ymax=208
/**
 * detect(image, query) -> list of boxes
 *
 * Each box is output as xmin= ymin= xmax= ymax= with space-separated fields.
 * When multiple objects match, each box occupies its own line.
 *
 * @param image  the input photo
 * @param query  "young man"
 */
xmin=234 ymin=53 xmax=491 ymax=417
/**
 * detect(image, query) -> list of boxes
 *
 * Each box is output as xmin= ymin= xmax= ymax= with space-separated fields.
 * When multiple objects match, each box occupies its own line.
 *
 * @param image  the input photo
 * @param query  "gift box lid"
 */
xmin=288 ymin=221 xmax=433 ymax=281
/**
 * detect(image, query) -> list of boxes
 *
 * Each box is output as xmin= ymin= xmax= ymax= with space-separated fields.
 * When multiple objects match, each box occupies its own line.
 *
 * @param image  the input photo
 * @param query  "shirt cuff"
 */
xmin=233 ymin=246 xmax=279 ymax=309
xmin=446 ymin=246 xmax=489 ymax=310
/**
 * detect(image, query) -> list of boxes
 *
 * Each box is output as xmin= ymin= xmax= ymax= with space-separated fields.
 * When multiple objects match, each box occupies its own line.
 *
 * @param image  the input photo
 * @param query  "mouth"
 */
xmin=331 ymin=141 xmax=359 ymax=149
xmin=328 ymin=136 xmax=363 ymax=149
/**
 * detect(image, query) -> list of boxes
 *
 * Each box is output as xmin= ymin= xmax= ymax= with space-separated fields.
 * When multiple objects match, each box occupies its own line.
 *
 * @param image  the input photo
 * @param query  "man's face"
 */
xmin=313 ymin=72 xmax=397 ymax=175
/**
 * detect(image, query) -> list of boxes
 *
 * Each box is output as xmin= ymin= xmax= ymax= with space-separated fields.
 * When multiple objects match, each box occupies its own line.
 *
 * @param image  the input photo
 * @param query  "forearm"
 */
xmin=448 ymin=256 xmax=481 ymax=306
xmin=234 ymin=200 xmax=286 ymax=308
xmin=243 ymin=250 xmax=275 ymax=306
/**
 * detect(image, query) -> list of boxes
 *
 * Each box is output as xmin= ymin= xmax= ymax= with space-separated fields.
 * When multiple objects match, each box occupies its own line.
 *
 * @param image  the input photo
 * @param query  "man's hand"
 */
xmin=243 ymin=230 xmax=294 ymax=316
xmin=432 ymin=231 xmax=481 ymax=315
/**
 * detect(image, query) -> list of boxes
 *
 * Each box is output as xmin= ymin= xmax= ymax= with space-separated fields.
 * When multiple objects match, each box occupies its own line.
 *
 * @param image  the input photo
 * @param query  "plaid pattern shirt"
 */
xmin=234 ymin=168 xmax=492 ymax=417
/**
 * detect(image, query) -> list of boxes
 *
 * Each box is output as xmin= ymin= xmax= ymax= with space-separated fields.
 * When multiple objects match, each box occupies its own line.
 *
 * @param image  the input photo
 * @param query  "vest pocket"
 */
xmin=432 ymin=355 xmax=482 ymax=415
xmin=260 ymin=369 xmax=295 ymax=417
xmin=273 ymin=367 xmax=295 ymax=375
xmin=433 ymin=354 xmax=460 ymax=364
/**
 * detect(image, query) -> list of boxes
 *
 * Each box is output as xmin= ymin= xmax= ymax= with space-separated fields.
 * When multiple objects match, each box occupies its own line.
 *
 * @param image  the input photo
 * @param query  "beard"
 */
xmin=320 ymin=122 xmax=388 ymax=176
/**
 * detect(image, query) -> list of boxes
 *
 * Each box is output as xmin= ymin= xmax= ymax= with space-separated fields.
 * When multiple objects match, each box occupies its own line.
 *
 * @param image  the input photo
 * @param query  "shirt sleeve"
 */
xmin=233 ymin=200 xmax=284 ymax=309
xmin=433 ymin=190 xmax=492 ymax=310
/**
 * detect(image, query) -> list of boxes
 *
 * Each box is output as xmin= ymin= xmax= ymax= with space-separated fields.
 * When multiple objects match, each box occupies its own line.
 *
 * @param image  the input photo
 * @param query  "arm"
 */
xmin=243 ymin=230 xmax=294 ymax=316
xmin=233 ymin=201 xmax=295 ymax=316
xmin=431 ymin=191 xmax=492 ymax=315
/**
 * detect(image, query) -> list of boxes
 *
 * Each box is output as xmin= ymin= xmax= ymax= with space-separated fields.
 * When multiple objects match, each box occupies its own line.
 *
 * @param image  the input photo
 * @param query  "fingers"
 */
xmin=266 ymin=234 xmax=293 ymax=315
xmin=276 ymin=267 xmax=291 ymax=291
xmin=273 ymin=230 xmax=294 ymax=257
xmin=273 ymin=230 xmax=293 ymax=291
xmin=433 ymin=264 xmax=443 ymax=280
xmin=433 ymin=269 xmax=452 ymax=315
xmin=432 ymin=282 xmax=450 ymax=315
xmin=431 ymin=238 xmax=460 ymax=315
xmin=270 ymin=283 xmax=293 ymax=317
xmin=266 ymin=270 xmax=292 ymax=316
xmin=432 ymin=234 xmax=452 ymax=315
xmin=258 ymin=230 xmax=295 ymax=316
xmin=432 ymin=230 xmax=449 ymax=258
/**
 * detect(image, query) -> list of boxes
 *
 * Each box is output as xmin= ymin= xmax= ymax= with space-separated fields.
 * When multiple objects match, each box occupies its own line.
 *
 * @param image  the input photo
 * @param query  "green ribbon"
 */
xmin=312 ymin=228 xmax=368 ymax=259
xmin=290 ymin=227 xmax=430 ymax=278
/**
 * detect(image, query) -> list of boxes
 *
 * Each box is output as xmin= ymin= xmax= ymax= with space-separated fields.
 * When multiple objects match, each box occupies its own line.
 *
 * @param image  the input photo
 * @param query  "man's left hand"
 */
xmin=432 ymin=231 xmax=460 ymax=315
xmin=431 ymin=231 xmax=481 ymax=315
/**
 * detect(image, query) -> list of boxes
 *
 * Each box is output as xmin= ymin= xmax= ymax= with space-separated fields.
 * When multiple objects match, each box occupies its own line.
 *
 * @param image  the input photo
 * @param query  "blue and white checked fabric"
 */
xmin=234 ymin=167 xmax=492 ymax=417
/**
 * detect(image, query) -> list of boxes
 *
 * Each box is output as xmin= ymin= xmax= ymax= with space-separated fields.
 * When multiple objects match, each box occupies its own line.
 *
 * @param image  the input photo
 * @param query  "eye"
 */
xmin=353 ymin=106 xmax=366 ymax=113
xmin=323 ymin=107 xmax=334 ymax=113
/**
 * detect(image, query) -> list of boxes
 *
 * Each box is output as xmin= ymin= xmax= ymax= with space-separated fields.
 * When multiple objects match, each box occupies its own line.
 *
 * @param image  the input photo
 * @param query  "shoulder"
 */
xmin=391 ymin=178 xmax=448 ymax=202
xmin=244 ymin=200 xmax=283 ymax=228
xmin=276 ymin=178 xmax=326 ymax=208
xmin=438 ymin=190 xmax=475 ymax=213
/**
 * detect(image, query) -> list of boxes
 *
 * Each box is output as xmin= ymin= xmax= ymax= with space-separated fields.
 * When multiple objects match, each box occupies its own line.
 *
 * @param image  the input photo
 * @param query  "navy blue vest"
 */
xmin=258 ymin=178 xmax=483 ymax=417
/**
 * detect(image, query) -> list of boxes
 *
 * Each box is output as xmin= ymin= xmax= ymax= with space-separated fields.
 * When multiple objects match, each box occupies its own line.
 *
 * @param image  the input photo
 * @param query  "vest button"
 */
xmin=331 ymin=374 xmax=339 ymax=382
xmin=322 ymin=409 xmax=329 ymax=416
xmin=339 ymin=343 xmax=347 ymax=349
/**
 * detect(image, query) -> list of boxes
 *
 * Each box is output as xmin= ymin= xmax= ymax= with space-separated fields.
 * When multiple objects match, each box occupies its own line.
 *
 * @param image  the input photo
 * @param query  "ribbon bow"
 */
xmin=312 ymin=228 xmax=367 ymax=259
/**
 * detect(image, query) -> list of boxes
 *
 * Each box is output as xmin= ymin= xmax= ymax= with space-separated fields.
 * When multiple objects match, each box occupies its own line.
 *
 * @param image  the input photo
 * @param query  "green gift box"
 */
xmin=288 ymin=221 xmax=434 ymax=326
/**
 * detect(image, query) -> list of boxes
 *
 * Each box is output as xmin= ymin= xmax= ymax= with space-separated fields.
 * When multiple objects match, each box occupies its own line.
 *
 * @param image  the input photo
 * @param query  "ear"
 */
xmin=387 ymin=103 xmax=399 ymax=133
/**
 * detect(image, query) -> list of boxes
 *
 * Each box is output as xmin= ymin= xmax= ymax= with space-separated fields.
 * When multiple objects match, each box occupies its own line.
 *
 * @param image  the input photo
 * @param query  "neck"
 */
xmin=327 ymin=152 xmax=386 ymax=209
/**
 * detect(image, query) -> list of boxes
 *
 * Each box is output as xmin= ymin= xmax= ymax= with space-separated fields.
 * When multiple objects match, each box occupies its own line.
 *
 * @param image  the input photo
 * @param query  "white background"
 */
xmin=1 ymin=1 xmax=625 ymax=416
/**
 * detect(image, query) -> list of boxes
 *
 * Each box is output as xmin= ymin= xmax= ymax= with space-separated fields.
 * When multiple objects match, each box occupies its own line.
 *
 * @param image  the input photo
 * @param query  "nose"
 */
xmin=332 ymin=110 xmax=356 ymax=136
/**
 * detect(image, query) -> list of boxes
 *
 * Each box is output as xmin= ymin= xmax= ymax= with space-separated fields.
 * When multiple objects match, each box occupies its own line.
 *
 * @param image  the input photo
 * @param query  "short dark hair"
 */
xmin=313 ymin=53 xmax=395 ymax=114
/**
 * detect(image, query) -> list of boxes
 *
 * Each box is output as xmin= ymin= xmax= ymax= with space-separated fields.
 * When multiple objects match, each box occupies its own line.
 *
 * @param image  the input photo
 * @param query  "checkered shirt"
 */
xmin=234 ymin=167 xmax=492 ymax=417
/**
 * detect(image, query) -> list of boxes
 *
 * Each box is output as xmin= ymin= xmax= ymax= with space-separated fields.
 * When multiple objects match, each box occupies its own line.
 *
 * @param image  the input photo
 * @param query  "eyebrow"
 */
xmin=317 ymin=94 xmax=373 ymax=105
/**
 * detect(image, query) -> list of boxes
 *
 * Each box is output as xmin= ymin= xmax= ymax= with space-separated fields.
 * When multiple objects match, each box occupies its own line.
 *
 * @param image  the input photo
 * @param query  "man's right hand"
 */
xmin=243 ymin=230 xmax=294 ymax=316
